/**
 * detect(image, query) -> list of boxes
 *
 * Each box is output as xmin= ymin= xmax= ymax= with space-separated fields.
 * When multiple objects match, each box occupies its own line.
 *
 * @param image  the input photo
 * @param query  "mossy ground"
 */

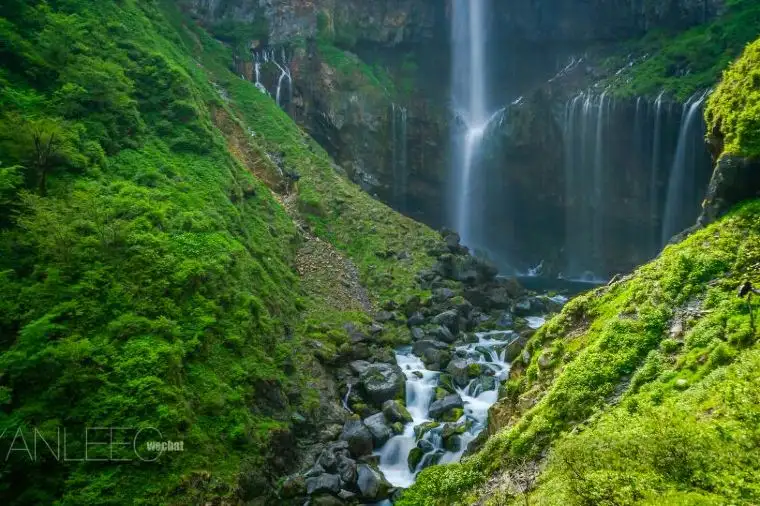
xmin=400 ymin=200 xmax=760 ymax=505
xmin=0 ymin=0 xmax=438 ymax=503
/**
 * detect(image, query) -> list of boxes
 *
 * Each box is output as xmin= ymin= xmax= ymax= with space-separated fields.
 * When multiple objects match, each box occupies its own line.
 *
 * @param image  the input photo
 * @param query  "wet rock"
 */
xmin=363 ymin=413 xmax=392 ymax=447
xmin=418 ymin=439 xmax=435 ymax=453
xmin=428 ymin=394 xmax=464 ymax=420
xmin=446 ymin=359 xmax=471 ymax=388
xmin=407 ymin=312 xmax=426 ymax=327
xmin=305 ymin=473 xmax=341 ymax=495
xmin=359 ymin=363 xmax=405 ymax=406
xmin=422 ymin=348 xmax=451 ymax=371
xmin=513 ymin=298 xmax=532 ymax=316
xmin=356 ymin=464 xmax=392 ymax=501
xmin=467 ymin=375 xmax=497 ymax=395
xmin=340 ymin=420 xmax=373 ymax=457
xmin=412 ymin=339 xmax=448 ymax=356
xmin=444 ymin=231 xmax=462 ymax=252
xmin=414 ymin=421 xmax=440 ymax=440
xmin=418 ymin=450 xmax=445 ymax=470
xmin=495 ymin=311 xmax=514 ymax=329
xmin=382 ymin=400 xmax=412 ymax=424
xmin=319 ymin=424 xmax=343 ymax=442
xmin=430 ymin=325 xmax=457 ymax=343
xmin=408 ymin=447 xmax=424 ymax=471
xmin=443 ymin=435 xmax=462 ymax=451
xmin=504 ymin=332 xmax=531 ymax=362
xmin=432 ymin=309 xmax=460 ymax=334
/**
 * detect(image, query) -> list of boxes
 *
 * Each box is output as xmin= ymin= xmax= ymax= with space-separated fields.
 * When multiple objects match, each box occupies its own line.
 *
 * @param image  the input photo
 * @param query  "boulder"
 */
xmin=433 ymin=287 xmax=455 ymax=302
xmin=305 ymin=473 xmax=341 ymax=495
xmin=340 ymin=420 xmax=373 ymax=457
xmin=363 ymin=413 xmax=392 ymax=447
xmin=422 ymin=348 xmax=451 ymax=371
xmin=444 ymin=232 xmax=462 ymax=252
xmin=504 ymin=332 xmax=531 ymax=362
xmin=412 ymin=339 xmax=449 ymax=356
xmin=430 ymin=325 xmax=457 ymax=344
xmin=375 ymin=311 xmax=395 ymax=323
xmin=446 ymin=359 xmax=471 ymax=388
xmin=410 ymin=327 xmax=425 ymax=340
xmin=408 ymin=447 xmax=424 ymax=472
xmin=513 ymin=298 xmax=532 ymax=316
xmin=414 ymin=421 xmax=440 ymax=440
xmin=432 ymin=309 xmax=460 ymax=334
xmin=407 ymin=312 xmax=426 ymax=327
xmin=382 ymin=400 xmax=412 ymax=424
xmin=359 ymin=363 xmax=405 ymax=406
xmin=337 ymin=454 xmax=358 ymax=486
xmin=318 ymin=449 xmax=338 ymax=472
xmin=356 ymin=464 xmax=392 ymax=501
xmin=349 ymin=360 xmax=372 ymax=376
xmin=403 ymin=295 xmax=421 ymax=316
xmin=467 ymin=375 xmax=497 ymax=395
xmin=428 ymin=394 xmax=464 ymax=420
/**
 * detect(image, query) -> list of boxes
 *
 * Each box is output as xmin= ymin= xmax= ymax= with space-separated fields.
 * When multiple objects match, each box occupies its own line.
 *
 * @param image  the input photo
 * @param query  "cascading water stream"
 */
xmin=661 ymin=90 xmax=709 ymax=245
xmin=375 ymin=333 xmax=514 ymax=488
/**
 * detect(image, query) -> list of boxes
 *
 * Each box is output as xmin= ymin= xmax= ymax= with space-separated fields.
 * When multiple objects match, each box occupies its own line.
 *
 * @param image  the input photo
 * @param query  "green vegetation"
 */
xmin=705 ymin=37 xmax=760 ymax=159
xmin=400 ymin=198 xmax=760 ymax=506
xmin=0 ymin=0 xmax=438 ymax=503
xmin=603 ymin=0 xmax=760 ymax=100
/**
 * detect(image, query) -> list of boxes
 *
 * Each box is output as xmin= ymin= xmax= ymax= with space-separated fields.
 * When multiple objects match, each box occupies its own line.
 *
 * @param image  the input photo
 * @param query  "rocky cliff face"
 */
xmin=182 ymin=0 xmax=733 ymax=276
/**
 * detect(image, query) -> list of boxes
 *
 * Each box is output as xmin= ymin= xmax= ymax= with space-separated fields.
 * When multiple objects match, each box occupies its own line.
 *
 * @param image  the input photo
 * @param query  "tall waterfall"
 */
xmin=250 ymin=48 xmax=291 ymax=108
xmin=661 ymin=91 xmax=709 ymax=245
xmin=451 ymin=0 xmax=493 ymax=250
xmin=562 ymin=90 xmax=712 ymax=278
xmin=391 ymin=103 xmax=409 ymax=212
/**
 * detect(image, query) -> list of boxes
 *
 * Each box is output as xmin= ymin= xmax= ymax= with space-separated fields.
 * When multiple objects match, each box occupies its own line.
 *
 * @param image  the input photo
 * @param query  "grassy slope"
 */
xmin=0 ymin=0 xmax=437 ymax=504
xmin=602 ymin=0 xmax=760 ymax=100
xmin=400 ymin=37 xmax=760 ymax=506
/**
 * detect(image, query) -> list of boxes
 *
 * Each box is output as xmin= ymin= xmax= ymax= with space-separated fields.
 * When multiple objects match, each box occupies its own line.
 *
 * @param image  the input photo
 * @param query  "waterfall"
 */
xmin=649 ymin=91 xmax=665 ymax=251
xmin=562 ymin=91 xmax=609 ymax=281
xmin=391 ymin=103 xmax=409 ymax=211
xmin=250 ymin=48 xmax=291 ymax=105
xmin=451 ymin=0 xmax=492 ymax=250
xmin=272 ymin=49 xmax=292 ymax=108
xmin=661 ymin=91 xmax=709 ymax=245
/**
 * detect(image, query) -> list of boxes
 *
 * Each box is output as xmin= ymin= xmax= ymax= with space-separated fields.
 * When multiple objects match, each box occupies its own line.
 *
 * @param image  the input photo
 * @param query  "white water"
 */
xmin=661 ymin=90 xmax=708 ymax=245
xmin=391 ymin=103 xmax=409 ymax=211
xmin=451 ymin=0 xmax=492 ymax=249
xmin=376 ymin=332 xmax=524 ymax=488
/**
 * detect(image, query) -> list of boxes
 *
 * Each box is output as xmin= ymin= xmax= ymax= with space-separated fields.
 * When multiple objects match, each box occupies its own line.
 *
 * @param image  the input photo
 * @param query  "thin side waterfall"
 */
xmin=391 ymin=103 xmax=409 ymax=211
xmin=649 ymin=91 xmax=665 ymax=250
xmin=593 ymin=91 xmax=607 ymax=269
xmin=661 ymin=91 xmax=709 ymax=245
xmin=250 ymin=48 xmax=291 ymax=106
xmin=451 ymin=0 xmax=492 ymax=250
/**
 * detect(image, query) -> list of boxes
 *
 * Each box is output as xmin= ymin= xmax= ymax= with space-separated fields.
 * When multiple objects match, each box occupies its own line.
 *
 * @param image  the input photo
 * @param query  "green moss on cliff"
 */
xmin=705 ymin=37 xmax=760 ymax=159
xmin=604 ymin=0 xmax=760 ymax=100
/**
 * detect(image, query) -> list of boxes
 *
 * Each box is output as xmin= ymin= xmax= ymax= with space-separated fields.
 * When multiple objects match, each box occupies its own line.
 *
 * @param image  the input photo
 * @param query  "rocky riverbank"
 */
xmin=278 ymin=231 xmax=565 ymax=505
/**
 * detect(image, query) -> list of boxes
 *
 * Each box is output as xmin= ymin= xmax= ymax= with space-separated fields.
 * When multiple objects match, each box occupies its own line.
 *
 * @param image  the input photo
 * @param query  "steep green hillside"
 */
xmin=603 ymin=0 xmax=760 ymax=100
xmin=0 ymin=1 xmax=437 ymax=504
xmin=399 ymin=38 xmax=760 ymax=506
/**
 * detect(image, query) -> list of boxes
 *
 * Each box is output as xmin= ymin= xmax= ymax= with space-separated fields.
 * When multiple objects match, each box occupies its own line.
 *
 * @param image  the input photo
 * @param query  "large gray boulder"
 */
xmin=340 ymin=420 xmax=373 ymax=457
xmin=430 ymin=325 xmax=457 ymax=343
xmin=359 ymin=363 xmax=405 ymax=406
xmin=446 ymin=359 xmax=471 ymax=388
xmin=412 ymin=339 xmax=448 ymax=356
xmin=337 ymin=454 xmax=358 ymax=486
xmin=363 ymin=412 xmax=392 ymax=447
xmin=432 ymin=309 xmax=460 ymax=334
xmin=305 ymin=473 xmax=341 ymax=495
xmin=356 ymin=464 xmax=392 ymax=501
xmin=428 ymin=394 xmax=464 ymax=420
